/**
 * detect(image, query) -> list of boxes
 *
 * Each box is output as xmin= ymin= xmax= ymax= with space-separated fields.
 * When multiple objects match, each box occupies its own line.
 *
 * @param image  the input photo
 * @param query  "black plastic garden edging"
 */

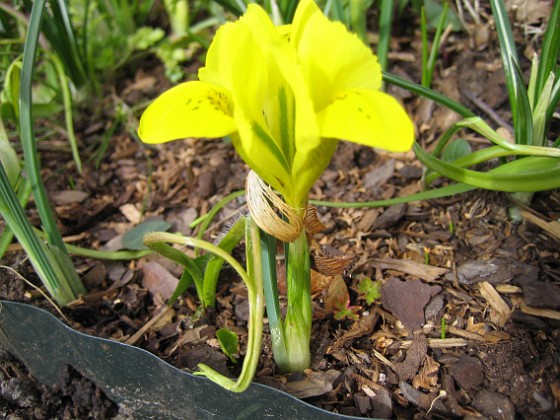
xmin=0 ymin=300 xmax=371 ymax=419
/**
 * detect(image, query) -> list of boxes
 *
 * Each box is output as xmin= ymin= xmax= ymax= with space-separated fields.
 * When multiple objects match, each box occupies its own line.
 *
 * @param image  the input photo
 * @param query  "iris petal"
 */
xmin=291 ymin=0 xmax=381 ymax=111
xmin=138 ymin=81 xmax=236 ymax=143
xmin=318 ymin=89 xmax=414 ymax=152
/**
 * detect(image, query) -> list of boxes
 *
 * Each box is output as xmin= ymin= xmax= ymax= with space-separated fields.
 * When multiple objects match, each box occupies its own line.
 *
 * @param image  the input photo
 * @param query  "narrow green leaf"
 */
xmin=311 ymin=182 xmax=476 ymax=208
xmin=0 ymin=119 xmax=20 ymax=187
xmin=535 ymin=0 xmax=560 ymax=101
xmin=490 ymin=0 xmax=520 ymax=117
xmin=512 ymin=62 xmax=534 ymax=145
xmin=383 ymin=72 xmax=476 ymax=118
xmin=202 ymin=217 xmax=246 ymax=307
xmin=414 ymin=143 xmax=560 ymax=192
xmin=377 ymin=0 xmax=393 ymax=73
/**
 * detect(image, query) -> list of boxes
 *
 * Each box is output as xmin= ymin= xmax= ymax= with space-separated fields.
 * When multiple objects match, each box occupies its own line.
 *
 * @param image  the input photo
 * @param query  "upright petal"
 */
xmin=227 ymin=12 xmax=294 ymax=198
xmin=317 ymin=89 xmax=414 ymax=152
xmin=198 ymin=22 xmax=244 ymax=90
xmin=270 ymin=36 xmax=323 ymax=207
xmin=138 ymin=81 xmax=236 ymax=143
xmin=291 ymin=0 xmax=381 ymax=111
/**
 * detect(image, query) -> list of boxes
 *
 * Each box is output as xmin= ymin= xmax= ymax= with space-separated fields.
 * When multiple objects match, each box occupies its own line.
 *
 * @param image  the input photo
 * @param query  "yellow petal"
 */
xmin=199 ymin=19 xmax=251 ymax=90
xmin=270 ymin=39 xmax=323 ymax=207
xmin=318 ymin=89 xmax=414 ymax=152
xmin=291 ymin=0 xmax=381 ymax=111
xmin=138 ymin=81 xmax=236 ymax=144
xmin=227 ymin=18 xmax=294 ymax=198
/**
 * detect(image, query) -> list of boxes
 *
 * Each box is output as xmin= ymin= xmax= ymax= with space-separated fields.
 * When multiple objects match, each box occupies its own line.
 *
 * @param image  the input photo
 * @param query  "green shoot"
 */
xmin=333 ymin=299 xmax=360 ymax=321
xmin=356 ymin=277 xmax=381 ymax=305
xmin=143 ymin=219 xmax=264 ymax=393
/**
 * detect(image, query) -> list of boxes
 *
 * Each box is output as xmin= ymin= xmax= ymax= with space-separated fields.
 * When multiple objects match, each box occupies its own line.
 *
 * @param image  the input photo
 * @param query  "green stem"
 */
xmin=143 ymin=227 xmax=264 ymax=392
xmin=260 ymin=229 xmax=289 ymax=369
xmin=282 ymin=229 xmax=311 ymax=372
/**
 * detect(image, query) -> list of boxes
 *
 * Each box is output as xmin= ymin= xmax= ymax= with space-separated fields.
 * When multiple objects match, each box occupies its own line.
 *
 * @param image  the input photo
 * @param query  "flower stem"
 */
xmin=261 ymin=224 xmax=311 ymax=373
xmin=283 ymin=229 xmax=312 ymax=372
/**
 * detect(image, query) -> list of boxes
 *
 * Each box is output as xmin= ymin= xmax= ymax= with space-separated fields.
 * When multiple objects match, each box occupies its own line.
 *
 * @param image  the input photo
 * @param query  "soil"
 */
xmin=1 ymin=2 xmax=559 ymax=419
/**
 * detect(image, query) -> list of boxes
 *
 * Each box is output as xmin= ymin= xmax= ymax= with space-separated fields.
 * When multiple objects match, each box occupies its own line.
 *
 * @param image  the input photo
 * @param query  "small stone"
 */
xmin=519 ymin=279 xmax=560 ymax=310
xmin=532 ymin=391 xmax=553 ymax=412
xmin=453 ymin=258 xmax=537 ymax=285
xmin=354 ymin=394 xmax=371 ymax=414
xmin=472 ymin=389 xmax=515 ymax=420
xmin=449 ymin=356 xmax=484 ymax=390
xmin=142 ymin=261 xmax=179 ymax=300
xmin=382 ymin=278 xmax=441 ymax=330
xmin=370 ymin=386 xmax=392 ymax=419
xmin=424 ymin=294 xmax=445 ymax=321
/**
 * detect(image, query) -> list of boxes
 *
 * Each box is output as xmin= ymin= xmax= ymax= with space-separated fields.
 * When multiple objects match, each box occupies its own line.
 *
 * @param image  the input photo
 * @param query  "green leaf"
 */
xmin=216 ymin=328 xmax=239 ymax=363
xmin=414 ymin=143 xmax=560 ymax=192
xmin=535 ymin=0 xmax=560 ymax=102
xmin=356 ymin=277 xmax=381 ymax=305
xmin=0 ymin=60 xmax=22 ymax=121
xmin=122 ymin=220 xmax=172 ymax=250
xmin=0 ymin=119 xmax=20 ymax=188
xmin=424 ymin=0 xmax=462 ymax=30
xmin=490 ymin=0 xmax=520 ymax=101
xmin=202 ymin=217 xmax=245 ymax=307
xmin=130 ymin=27 xmax=165 ymax=50
xmin=442 ymin=139 xmax=472 ymax=162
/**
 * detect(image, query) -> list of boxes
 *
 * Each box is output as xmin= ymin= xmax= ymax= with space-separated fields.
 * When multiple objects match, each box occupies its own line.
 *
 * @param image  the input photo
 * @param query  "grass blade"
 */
xmin=377 ymin=0 xmax=393 ymax=73
xmin=413 ymin=143 xmax=560 ymax=192
xmin=489 ymin=0 xmax=520 ymax=112
xmin=383 ymin=71 xmax=475 ymax=117
xmin=535 ymin=0 xmax=560 ymax=101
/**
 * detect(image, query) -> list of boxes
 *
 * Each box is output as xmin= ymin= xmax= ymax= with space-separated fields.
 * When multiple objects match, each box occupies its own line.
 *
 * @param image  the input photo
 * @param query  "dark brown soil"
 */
xmin=1 ymin=2 xmax=559 ymax=419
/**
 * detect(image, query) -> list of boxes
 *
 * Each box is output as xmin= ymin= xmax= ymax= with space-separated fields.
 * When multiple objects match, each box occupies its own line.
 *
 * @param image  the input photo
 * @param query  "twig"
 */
xmin=0 ymin=265 xmax=69 ymax=323
xmin=460 ymin=87 xmax=514 ymax=134
xmin=125 ymin=305 xmax=173 ymax=345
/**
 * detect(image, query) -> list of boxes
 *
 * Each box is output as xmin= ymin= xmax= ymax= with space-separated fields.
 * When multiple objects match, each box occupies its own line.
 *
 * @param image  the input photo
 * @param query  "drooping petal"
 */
xmin=138 ymin=81 xmax=236 ymax=144
xmin=291 ymin=0 xmax=381 ymax=111
xmin=317 ymin=89 xmax=414 ymax=152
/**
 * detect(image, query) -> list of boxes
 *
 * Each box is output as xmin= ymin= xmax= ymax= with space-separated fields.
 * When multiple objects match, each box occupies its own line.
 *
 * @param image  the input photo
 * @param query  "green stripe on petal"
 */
xmin=318 ymin=89 xmax=414 ymax=152
xmin=252 ymin=121 xmax=291 ymax=173
xmin=139 ymin=81 xmax=236 ymax=143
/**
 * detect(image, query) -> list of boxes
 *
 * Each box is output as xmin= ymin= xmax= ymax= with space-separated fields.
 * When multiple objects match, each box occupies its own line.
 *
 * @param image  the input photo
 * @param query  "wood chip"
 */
xmin=372 ymin=349 xmax=394 ymax=368
xmin=370 ymin=257 xmax=448 ymax=282
xmin=400 ymin=338 xmax=468 ymax=349
xmin=521 ymin=209 xmax=560 ymax=241
xmin=496 ymin=284 xmax=523 ymax=294
xmin=447 ymin=325 xmax=486 ymax=342
xmin=478 ymin=281 xmax=511 ymax=327
xmin=520 ymin=300 xmax=560 ymax=320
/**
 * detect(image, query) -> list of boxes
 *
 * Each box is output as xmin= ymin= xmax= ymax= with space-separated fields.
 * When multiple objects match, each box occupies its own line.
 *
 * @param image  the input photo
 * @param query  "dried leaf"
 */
xmin=304 ymin=205 xmax=326 ymax=234
xmin=313 ymin=253 xmax=354 ymax=276
xmin=324 ymin=275 xmax=349 ymax=315
xmin=371 ymin=257 xmax=448 ymax=282
xmin=310 ymin=269 xmax=331 ymax=294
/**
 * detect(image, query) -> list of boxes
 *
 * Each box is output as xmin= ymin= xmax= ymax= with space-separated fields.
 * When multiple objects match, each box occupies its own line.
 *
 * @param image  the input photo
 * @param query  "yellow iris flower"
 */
xmin=139 ymin=0 xmax=414 ymax=210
